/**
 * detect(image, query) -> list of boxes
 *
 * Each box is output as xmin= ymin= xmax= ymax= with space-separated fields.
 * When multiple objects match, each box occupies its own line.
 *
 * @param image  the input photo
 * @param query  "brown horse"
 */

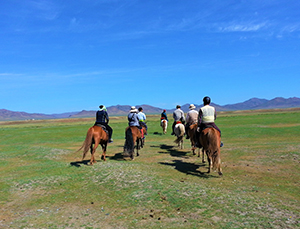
xmin=123 ymin=126 xmax=147 ymax=160
xmin=188 ymin=123 xmax=205 ymax=163
xmin=161 ymin=119 xmax=168 ymax=134
xmin=76 ymin=125 xmax=109 ymax=165
xmin=200 ymin=127 xmax=222 ymax=175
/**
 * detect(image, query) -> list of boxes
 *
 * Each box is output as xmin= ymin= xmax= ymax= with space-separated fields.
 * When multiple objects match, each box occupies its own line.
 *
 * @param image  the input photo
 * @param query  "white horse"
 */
xmin=161 ymin=119 xmax=168 ymax=134
xmin=174 ymin=122 xmax=185 ymax=149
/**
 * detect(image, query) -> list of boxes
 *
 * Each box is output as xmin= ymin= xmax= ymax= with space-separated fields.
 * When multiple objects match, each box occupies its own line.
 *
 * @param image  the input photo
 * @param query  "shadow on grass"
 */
xmin=159 ymin=160 xmax=217 ymax=178
xmin=70 ymin=160 xmax=90 ymax=167
xmin=151 ymin=144 xmax=189 ymax=158
xmin=107 ymin=153 xmax=124 ymax=161
xmin=153 ymin=132 xmax=163 ymax=135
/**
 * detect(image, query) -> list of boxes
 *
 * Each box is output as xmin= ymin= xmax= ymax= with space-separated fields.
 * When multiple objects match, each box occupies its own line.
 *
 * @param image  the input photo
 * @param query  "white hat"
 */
xmin=130 ymin=106 xmax=138 ymax=113
xmin=189 ymin=104 xmax=196 ymax=110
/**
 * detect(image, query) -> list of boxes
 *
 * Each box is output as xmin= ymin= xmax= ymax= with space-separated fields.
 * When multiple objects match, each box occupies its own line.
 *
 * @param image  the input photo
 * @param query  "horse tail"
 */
xmin=174 ymin=135 xmax=183 ymax=144
xmin=124 ymin=127 xmax=134 ymax=152
xmin=76 ymin=126 xmax=94 ymax=160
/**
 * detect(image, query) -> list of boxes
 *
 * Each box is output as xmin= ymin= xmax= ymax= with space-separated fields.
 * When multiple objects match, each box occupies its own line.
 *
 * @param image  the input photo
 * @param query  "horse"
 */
xmin=123 ymin=125 xmax=147 ymax=160
xmin=161 ymin=119 xmax=168 ymax=134
xmin=199 ymin=127 xmax=222 ymax=175
xmin=76 ymin=125 xmax=109 ymax=165
xmin=188 ymin=123 xmax=205 ymax=163
xmin=174 ymin=122 xmax=185 ymax=149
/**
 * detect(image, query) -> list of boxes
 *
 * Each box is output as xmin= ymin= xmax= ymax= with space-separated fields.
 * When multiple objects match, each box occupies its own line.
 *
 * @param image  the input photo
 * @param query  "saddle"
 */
xmin=202 ymin=124 xmax=214 ymax=130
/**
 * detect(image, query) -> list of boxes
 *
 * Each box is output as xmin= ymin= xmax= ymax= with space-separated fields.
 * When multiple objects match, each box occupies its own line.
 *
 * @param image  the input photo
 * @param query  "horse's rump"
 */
xmin=201 ymin=128 xmax=220 ymax=150
xmin=174 ymin=123 xmax=185 ymax=145
xmin=174 ymin=123 xmax=185 ymax=137
xmin=200 ymin=127 xmax=222 ymax=174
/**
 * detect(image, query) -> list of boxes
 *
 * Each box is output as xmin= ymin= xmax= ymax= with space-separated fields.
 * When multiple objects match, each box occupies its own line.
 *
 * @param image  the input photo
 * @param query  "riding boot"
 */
xmin=141 ymin=129 xmax=144 ymax=139
xmin=108 ymin=130 xmax=113 ymax=143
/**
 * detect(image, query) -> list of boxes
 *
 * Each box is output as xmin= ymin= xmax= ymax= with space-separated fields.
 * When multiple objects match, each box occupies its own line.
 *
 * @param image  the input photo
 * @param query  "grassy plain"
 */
xmin=0 ymin=109 xmax=299 ymax=228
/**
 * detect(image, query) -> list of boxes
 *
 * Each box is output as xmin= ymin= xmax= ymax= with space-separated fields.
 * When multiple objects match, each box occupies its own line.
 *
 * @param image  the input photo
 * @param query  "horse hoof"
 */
xmin=218 ymin=172 xmax=223 ymax=176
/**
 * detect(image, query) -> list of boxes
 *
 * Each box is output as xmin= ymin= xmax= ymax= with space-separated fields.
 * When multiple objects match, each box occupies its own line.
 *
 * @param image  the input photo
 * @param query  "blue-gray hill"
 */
xmin=1 ymin=97 xmax=300 ymax=121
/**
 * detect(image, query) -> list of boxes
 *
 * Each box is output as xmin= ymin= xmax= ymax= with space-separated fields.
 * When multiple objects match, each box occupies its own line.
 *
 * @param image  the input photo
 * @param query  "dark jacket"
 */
xmin=161 ymin=112 xmax=168 ymax=121
xmin=96 ymin=110 xmax=109 ymax=124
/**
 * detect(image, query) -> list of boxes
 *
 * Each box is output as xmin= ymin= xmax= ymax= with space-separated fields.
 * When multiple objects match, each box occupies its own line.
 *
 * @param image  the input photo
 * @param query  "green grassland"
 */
xmin=0 ymin=109 xmax=299 ymax=228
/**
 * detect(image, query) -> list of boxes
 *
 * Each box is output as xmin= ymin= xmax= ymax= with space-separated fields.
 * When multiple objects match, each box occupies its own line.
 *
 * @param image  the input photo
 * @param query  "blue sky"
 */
xmin=1 ymin=0 xmax=300 ymax=114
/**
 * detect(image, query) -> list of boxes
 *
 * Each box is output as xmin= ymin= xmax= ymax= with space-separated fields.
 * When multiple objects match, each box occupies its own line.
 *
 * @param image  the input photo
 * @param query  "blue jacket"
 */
xmin=128 ymin=112 xmax=139 ymax=126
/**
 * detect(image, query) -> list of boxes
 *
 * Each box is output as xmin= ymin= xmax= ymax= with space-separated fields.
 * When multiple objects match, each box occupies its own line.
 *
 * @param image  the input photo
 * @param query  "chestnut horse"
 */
xmin=188 ymin=123 xmax=205 ymax=163
xmin=76 ymin=125 xmax=108 ymax=165
xmin=200 ymin=127 xmax=222 ymax=175
xmin=123 ymin=126 xmax=147 ymax=160
xmin=174 ymin=122 xmax=185 ymax=149
xmin=161 ymin=119 xmax=168 ymax=134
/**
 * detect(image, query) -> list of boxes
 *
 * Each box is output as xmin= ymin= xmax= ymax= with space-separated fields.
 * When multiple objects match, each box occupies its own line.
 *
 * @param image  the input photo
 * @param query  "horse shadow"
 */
xmin=107 ymin=153 xmax=124 ymax=161
xmin=70 ymin=160 xmax=90 ymax=167
xmin=153 ymin=132 xmax=162 ymax=136
xmin=151 ymin=144 xmax=189 ymax=158
xmin=159 ymin=160 xmax=217 ymax=178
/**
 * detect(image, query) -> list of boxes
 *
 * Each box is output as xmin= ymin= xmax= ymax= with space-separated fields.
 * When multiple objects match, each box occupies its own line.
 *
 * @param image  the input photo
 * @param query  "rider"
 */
xmin=161 ymin=109 xmax=168 ymax=121
xmin=95 ymin=105 xmax=113 ymax=143
xmin=185 ymin=104 xmax=198 ymax=139
xmin=171 ymin=105 xmax=185 ymax=135
xmin=137 ymin=107 xmax=147 ymax=132
xmin=197 ymin=96 xmax=223 ymax=147
xmin=128 ymin=106 xmax=140 ymax=128
xmin=128 ymin=106 xmax=144 ymax=138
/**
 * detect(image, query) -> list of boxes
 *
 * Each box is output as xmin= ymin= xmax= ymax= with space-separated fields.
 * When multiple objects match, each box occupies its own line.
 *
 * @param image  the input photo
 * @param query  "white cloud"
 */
xmin=219 ymin=22 xmax=267 ymax=32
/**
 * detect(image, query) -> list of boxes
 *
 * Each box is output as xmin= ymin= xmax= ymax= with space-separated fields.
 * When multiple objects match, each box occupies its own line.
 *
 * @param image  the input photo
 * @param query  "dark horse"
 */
xmin=123 ymin=126 xmax=147 ymax=160
xmin=188 ymin=123 xmax=205 ymax=163
xmin=199 ymin=127 xmax=223 ymax=175
xmin=76 ymin=125 xmax=108 ymax=165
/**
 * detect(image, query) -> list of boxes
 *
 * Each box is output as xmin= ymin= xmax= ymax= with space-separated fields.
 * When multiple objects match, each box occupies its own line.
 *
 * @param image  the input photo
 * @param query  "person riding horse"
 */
xmin=197 ymin=96 xmax=223 ymax=147
xmin=137 ymin=107 xmax=148 ymax=133
xmin=128 ymin=106 xmax=145 ymax=138
xmin=161 ymin=109 xmax=168 ymax=121
xmin=171 ymin=105 xmax=185 ymax=135
xmin=94 ymin=105 xmax=113 ymax=143
xmin=185 ymin=104 xmax=198 ymax=139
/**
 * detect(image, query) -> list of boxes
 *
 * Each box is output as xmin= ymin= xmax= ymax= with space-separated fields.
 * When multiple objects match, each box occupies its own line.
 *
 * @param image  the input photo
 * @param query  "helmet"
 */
xmin=203 ymin=96 xmax=211 ymax=105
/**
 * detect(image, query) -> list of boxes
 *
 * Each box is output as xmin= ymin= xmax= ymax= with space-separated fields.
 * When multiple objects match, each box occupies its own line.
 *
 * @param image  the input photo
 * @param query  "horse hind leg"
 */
xmin=206 ymin=151 xmax=212 ymax=173
xmin=90 ymin=141 xmax=100 ymax=165
xmin=136 ymin=139 xmax=140 ymax=157
xmin=100 ymin=143 xmax=107 ymax=161
xmin=201 ymin=148 xmax=206 ymax=163
xmin=216 ymin=153 xmax=223 ymax=176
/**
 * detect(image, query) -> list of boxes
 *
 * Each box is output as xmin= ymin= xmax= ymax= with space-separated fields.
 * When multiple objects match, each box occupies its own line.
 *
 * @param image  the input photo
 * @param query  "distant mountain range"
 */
xmin=1 ymin=97 xmax=300 ymax=121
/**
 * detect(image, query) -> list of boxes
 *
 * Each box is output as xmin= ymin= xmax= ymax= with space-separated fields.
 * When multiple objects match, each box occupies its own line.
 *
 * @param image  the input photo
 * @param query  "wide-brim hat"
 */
xmin=130 ymin=106 xmax=138 ymax=113
xmin=189 ymin=104 xmax=196 ymax=110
